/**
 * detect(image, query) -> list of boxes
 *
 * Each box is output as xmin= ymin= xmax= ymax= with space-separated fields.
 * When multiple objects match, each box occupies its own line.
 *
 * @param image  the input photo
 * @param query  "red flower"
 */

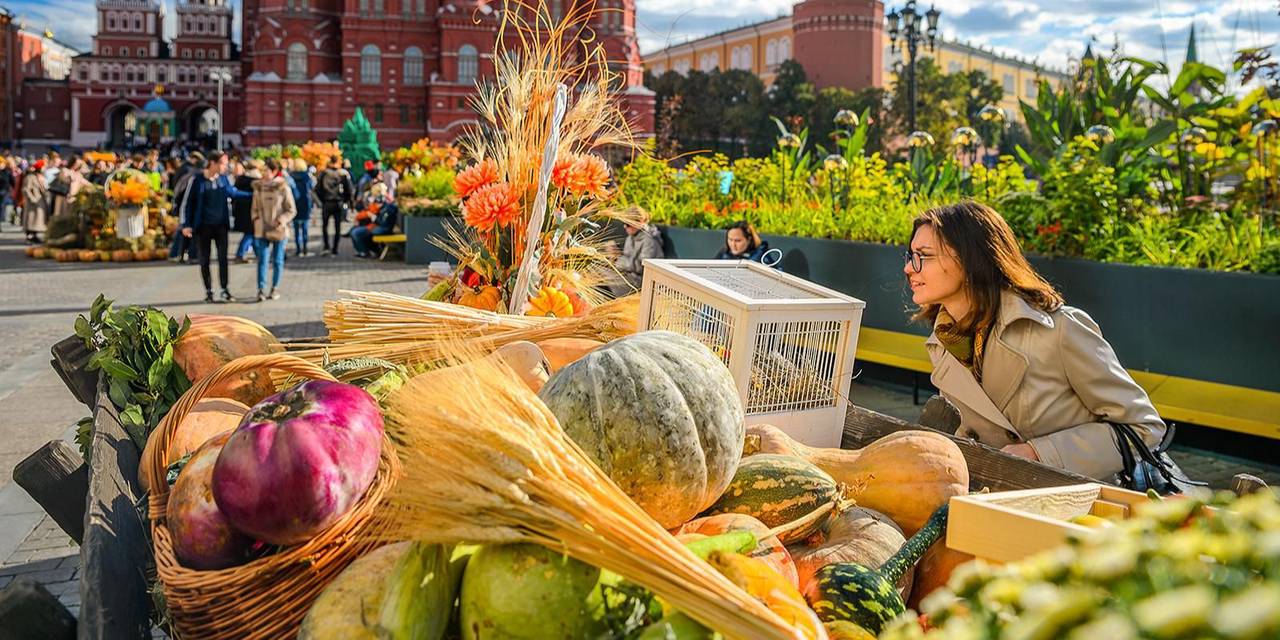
xmin=463 ymin=183 xmax=522 ymax=231
xmin=550 ymin=156 xmax=575 ymax=191
xmin=454 ymin=159 xmax=500 ymax=198
xmin=565 ymin=154 xmax=611 ymax=198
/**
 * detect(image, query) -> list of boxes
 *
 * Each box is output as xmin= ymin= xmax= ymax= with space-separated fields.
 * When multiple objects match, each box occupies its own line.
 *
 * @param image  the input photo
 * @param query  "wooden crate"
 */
xmin=947 ymin=484 xmax=1150 ymax=563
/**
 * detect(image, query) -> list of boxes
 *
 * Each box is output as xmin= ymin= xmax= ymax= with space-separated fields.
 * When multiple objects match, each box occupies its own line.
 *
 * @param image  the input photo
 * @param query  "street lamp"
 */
xmin=886 ymin=1 xmax=941 ymax=135
xmin=208 ymin=67 xmax=233 ymax=151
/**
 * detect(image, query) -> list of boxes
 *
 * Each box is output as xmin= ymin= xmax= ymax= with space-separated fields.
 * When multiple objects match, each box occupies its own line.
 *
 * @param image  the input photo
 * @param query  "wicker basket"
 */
xmin=143 ymin=353 xmax=398 ymax=639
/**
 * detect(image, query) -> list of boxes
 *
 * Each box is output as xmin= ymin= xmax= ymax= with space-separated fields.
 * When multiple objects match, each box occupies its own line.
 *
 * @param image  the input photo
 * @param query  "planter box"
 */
xmin=403 ymin=215 xmax=458 ymax=265
xmin=659 ymin=226 xmax=1280 ymax=394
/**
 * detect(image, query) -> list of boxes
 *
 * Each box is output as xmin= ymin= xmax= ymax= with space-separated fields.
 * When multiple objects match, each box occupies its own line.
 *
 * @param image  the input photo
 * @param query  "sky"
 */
xmin=6 ymin=0 xmax=1279 ymax=80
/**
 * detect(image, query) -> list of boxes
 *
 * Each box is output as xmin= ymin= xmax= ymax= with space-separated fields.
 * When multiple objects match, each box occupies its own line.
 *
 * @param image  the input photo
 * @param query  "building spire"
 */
xmin=1184 ymin=23 xmax=1198 ymax=65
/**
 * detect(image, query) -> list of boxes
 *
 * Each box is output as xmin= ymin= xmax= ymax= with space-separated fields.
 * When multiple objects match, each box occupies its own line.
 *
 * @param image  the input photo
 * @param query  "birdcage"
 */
xmin=638 ymin=259 xmax=865 ymax=447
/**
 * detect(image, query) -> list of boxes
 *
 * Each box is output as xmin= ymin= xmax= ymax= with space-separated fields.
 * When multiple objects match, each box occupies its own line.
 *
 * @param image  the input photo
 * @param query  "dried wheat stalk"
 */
xmin=371 ymin=346 xmax=802 ymax=640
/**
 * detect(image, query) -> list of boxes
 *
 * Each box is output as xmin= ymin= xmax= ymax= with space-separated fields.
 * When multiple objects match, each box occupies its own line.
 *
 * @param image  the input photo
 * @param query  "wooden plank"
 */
xmin=50 ymin=335 xmax=98 ymax=409
xmin=842 ymin=404 xmax=1095 ymax=491
xmin=79 ymin=387 xmax=152 ymax=640
xmin=12 ymin=440 xmax=88 ymax=544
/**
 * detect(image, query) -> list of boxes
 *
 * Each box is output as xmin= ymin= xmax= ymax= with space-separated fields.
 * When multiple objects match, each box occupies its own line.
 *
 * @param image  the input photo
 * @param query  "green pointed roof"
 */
xmin=1185 ymin=24 xmax=1198 ymax=65
xmin=337 ymin=107 xmax=381 ymax=172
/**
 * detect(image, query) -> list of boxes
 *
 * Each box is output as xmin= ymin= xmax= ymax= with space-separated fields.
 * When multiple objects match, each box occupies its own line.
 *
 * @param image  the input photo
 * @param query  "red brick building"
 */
xmin=243 ymin=0 xmax=653 ymax=148
xmin=1 ymin=15 xmax=80 ymax=148
xmin=69 ymin=0 xmax=243 ymax=148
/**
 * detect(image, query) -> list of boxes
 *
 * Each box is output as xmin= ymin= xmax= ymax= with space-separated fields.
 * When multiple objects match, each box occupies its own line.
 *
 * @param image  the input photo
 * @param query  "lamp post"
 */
xmin=208 ymin=67 xmax=233 ymax=151
xmin=886 ymin=2 xmax=940 ymax=136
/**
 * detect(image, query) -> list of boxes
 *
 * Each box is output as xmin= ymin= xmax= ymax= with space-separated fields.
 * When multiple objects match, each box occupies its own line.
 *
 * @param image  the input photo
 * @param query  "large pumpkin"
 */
xmin=538 ymin=330 xmax=745 ymax=528
xmin=789 ymin=506 xmax=911 ymax=599
xmin=174 ymin=314 xmax=282 ymax=406
xmin=138 ymin=398 xmax=249 ymax=493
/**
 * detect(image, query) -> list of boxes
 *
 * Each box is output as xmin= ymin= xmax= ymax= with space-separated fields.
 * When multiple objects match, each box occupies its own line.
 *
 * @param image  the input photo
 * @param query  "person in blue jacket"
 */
xmin=713 ymin=220 xmax=771 ymax=262
xmin=179 ymin=151 xmax=254 ymax=303
xmin=288 ymin=158 xmax=314 ymax=257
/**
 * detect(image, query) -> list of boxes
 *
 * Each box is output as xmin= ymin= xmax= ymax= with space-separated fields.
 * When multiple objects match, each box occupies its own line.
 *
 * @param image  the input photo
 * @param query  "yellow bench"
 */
xmin=855 ymin=327 xmax=1280 ymax=440
xmin=372 ymin=233 xmax=407 ymax=260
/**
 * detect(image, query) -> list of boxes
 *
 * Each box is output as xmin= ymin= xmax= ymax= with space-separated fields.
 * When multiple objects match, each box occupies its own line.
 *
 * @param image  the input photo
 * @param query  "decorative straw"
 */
xmin=372 ymin=344 xmax=803 ymax=640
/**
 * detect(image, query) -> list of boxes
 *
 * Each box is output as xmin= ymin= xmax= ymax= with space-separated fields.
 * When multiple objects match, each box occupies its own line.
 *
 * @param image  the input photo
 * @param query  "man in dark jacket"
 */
xmin=180 ymin=152 xmax=253 ymax=303
xmin=314 ymin=157 xmax=354 ymax=256
xmin=168 ymin=152 xmax=204 ymax=262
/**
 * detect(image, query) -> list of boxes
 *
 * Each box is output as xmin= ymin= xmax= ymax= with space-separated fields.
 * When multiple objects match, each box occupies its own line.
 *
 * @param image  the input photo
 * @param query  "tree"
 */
xmin=885 ymin=58 xmax=1003 ymax=156
xmin=768 ymin=60 xmax=816 ymax=130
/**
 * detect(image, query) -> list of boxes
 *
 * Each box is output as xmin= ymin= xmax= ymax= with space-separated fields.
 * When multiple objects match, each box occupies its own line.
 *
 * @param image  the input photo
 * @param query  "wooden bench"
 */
xmin=855 ymin=327 xmax=1280 ymax=440
xmin=371 ymin=233 xmax=407 ymax=261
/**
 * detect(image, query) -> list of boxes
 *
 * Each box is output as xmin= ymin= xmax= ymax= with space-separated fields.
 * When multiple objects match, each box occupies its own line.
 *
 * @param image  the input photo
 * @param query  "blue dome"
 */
xmin=143 ymin=96 xmax=173 ymax=113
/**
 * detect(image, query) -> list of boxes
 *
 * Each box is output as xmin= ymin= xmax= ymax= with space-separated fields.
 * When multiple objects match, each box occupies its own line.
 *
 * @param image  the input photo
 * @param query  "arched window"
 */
xmin=765 ymin=40 xmax=778 ymax=66
xmin=779 ymin=37 xmax=791 ymax=62
xmin=359 ymin=0 xmax=369 ymax=15
xmin=403 ymin=46 xmax=423 ymax=85
xmin=360 ymin=44 xmax=381 ymax=83
xmin=457 ymin=44 xmax=478 ymax=84
xmin=287 ymin=42 xmax=308 ymax=80
xmin=133 ymin=14 xmax=141 ymax=30
xmin=740 ymin=44 xmax=753 ymax=69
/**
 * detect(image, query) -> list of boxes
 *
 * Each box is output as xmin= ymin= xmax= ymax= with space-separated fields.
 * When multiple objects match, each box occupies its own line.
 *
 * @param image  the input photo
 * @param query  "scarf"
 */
xmin=934 ymin=308 xmax=993 ymax=382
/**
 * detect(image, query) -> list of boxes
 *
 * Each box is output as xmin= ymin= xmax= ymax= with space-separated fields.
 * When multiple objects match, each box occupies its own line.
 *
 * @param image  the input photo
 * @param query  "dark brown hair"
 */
xmin=910 ymin=201 xmax=1063 ymax=332
xmin=722 ymin=220 xmax=761 ymax=255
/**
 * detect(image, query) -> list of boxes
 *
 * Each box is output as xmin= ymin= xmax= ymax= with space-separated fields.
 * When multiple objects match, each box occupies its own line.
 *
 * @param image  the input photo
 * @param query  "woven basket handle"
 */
xmin=144 ymin=353 xmax=336 ymax=518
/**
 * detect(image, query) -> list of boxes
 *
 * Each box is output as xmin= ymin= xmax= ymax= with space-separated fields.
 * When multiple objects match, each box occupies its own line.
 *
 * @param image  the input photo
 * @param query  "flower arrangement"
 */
xmin=300 ymin=141 xmax=342 ymax=169
xmin=105 ymin=171 xmax=151 ymax=207
xmin=388 ymin=138 xmax=462 ymax=173
xmin=432 ymin=1 xmax=641 ymax=316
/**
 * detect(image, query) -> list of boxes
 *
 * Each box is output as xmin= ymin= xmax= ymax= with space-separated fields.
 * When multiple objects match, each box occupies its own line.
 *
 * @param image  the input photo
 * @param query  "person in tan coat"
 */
xmin=21 ymin=161 xmax=49 ymax=243
xmin=905 ymin=202 xmax=1171 ymax=484
xmin=250 ymin=158 xmax=297 ymax=302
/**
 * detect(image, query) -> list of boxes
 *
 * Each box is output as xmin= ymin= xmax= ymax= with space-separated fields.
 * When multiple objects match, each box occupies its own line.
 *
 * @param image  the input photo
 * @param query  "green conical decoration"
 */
xmin=338 ymin=107 xmax=382 ymax=172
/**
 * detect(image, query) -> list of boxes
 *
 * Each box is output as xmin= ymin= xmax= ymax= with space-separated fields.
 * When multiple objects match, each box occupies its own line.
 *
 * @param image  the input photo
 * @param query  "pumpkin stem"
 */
xmin=765 ymin=494 xmax=855 ymax=542
xmin=880 ymin=504 xmax=949 ymax=586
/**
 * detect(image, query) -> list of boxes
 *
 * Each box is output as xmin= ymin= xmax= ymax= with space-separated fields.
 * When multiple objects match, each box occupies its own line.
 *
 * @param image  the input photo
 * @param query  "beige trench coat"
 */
xmin=925 ymin=290 xmax=1167 ymax=479
xmin=21 ymin=172 xmax=48 ymax=232
xmin=251 ymin=176 xmax=297 ymax=241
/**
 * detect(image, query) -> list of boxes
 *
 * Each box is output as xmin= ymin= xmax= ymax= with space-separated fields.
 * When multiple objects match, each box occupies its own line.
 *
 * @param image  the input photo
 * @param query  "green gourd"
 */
xmin=805 ymin=504 xmax=950 ymax=634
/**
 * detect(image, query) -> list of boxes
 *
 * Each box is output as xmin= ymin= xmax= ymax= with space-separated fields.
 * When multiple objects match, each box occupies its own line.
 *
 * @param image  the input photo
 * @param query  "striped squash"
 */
xmin=703 ymin=454 xmax=838 ymax=542
xmin=805 ymin=504 xmax=950 ymax=634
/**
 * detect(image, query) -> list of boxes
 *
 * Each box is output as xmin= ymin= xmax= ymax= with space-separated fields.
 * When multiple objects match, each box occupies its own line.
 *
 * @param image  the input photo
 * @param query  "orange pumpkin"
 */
xmin=78 ymin=250 xmax=99 ymax=262
xmin=536 ymin=338 xmax=604 ymax=373
xmin=138 ymin=398 xmax=249 ymax=493
xmin=907 ymin=540 xmax=974 ymax=610
xmin=457 ymin=285 xmax=502 ymax=311
xmin=111 ymin=249 xmax=134 ymax=262
xmin=679 ymin=513 xmax=798 ymax=587
xmin=24 ymin=246 xmax=37 ymax=257
xmin=132 ymin=249 xmax=151 ymax=262
xmin=173 ymin=314 xmax=282 ymax=406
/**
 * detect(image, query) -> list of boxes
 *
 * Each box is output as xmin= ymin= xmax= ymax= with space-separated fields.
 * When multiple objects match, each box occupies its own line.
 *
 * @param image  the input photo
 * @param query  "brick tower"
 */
xmin=792 ymin=0 xmax=884 ymax=90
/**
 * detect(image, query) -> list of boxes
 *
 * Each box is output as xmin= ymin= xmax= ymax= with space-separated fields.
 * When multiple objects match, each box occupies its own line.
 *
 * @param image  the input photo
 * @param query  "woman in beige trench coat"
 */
xmin=904 ymin=202 xmax=1169 ymax=482
xmin=21 ymin=161 xmax=49 ymax=243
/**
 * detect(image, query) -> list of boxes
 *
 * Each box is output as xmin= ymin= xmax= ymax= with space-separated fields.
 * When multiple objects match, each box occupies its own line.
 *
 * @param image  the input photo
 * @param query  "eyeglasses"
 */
xmin=903 ymin=249 xmax=932 ymax=273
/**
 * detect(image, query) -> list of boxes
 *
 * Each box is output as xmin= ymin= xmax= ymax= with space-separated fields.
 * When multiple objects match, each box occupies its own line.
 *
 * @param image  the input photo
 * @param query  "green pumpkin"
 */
xmin=807 ymin=504 xmax=950 ymax=634
xmin=539 ymin=330 xmax=745 ymax=529
xmin=460 ymin=543 xmax=608 ymax=640
xmin=703 ymin=454 xmax=838 ymax=542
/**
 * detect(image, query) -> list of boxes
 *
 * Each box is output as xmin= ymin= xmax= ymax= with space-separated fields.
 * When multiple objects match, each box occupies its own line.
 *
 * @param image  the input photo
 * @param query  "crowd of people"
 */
xmin=2 ymin=148 xmax=402 ymax=303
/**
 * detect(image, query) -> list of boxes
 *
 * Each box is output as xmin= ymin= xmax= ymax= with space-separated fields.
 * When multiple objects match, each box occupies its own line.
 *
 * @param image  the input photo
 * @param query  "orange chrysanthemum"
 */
xmin=462 ymin=183 xmax=522 ymax=231
xmin=526 ymin=286 xmax=575 ymax=318
xmin=550 ymin=155 xmax=575 ymax=190
xmin=565 ymin=154 xmax=611 ymax=198
xmin=454 ymin=158 xmax=500 ymax=198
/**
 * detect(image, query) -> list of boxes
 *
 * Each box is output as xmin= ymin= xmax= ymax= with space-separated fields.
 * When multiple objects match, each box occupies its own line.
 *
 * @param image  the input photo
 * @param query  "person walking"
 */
xmin=0 ymin=156 xmax=17 ymax=230
xmin=314 ymin=157 xmax=353 ymax=256
xmin=180 ymin=152 xmax=253 ymax=303
xmin=168 ymin=152 xmax=204 ymax=263
xmin=251 ymin=158 xmax=298 ymax=301
xmin=21 ymin=160 xmax=49 ymax=244
xmin=232 ymin=160 xmax=260 ymax=263
xmin=288 ymin=157 xmax=314 ymax=256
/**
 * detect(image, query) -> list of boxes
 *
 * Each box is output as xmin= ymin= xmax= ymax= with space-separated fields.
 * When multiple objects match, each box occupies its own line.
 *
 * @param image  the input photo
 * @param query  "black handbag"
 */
xmin=1109 ymin=422 xmax=1206 ymax=494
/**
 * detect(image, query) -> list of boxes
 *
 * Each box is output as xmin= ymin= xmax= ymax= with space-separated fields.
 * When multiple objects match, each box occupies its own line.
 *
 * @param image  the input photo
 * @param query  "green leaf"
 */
xmin=98 ymin=357 xmax=139 ymax=382
xmin=120 ymin=403 xmax=144 ymax=426
xmin=147 ymin=344 xmax=173 ymax=390
xmin=108 ymin=378 xmax=131 ymax=410
xmin=74 ymin=316 xmax=93 ymax=344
